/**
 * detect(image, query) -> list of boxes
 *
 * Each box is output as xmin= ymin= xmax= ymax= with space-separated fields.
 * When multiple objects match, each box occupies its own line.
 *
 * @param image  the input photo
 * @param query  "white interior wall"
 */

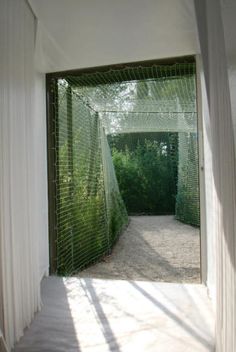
xmin=228 ymin=68 xmax=236 ymax=139
xmin=221 ymin=1 xmax=236 ymax=146
xmin=198 ymin=60 xmax=216 ymax=306
xmin=196 ymin=0 xmax=236 ymax=328
xmin=0 ymin=0 xmax=49 ymax=348
xmin=195 ymin=1 xmax=236 ymax=351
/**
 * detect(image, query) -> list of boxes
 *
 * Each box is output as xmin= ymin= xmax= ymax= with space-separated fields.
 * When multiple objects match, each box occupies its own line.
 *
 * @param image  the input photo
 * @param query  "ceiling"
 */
xmin=29 ymin=0 xmax=236 ymax=76
xmin=29 ymin=0 xmax=199 ymax=73
xmin=29 ymin=0 xmax=236 ymax=138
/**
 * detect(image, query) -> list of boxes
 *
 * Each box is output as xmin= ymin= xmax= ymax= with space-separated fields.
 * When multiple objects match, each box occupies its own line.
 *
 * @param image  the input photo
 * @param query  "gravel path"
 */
xmin=79 ymin=216 xmax=200 ymax=283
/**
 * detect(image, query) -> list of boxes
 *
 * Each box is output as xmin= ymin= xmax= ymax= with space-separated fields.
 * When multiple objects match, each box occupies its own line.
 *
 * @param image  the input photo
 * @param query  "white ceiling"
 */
xmin=29 ymin=0 xmax=235 ymax=73
xmin=29 ymin=0 xmax=199 ymax=72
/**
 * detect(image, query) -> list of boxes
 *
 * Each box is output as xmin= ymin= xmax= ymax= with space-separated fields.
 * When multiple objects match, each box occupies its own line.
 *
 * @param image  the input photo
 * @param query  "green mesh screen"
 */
xmin=175 ymin=132 xmax=200 ymax=226
xmin=55 ymin=81 xmax=128 ymax=275
xmin=49 ymin=62 xmax=199 ymax=275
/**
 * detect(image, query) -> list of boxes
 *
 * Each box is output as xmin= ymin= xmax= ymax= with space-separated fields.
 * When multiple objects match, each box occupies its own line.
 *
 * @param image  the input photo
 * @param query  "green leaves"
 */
xmin=111 ymin=132 xmax=178 ymax=215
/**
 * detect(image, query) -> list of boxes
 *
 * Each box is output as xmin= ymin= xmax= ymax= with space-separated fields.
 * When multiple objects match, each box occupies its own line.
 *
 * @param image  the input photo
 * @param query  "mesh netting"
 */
xmin=71 ymin=65 xmax=196 ymax=135
xmin=175 ymin=132 xmax=200 ymax=226
xmin=55 ymin=82 xmax=128 ymax=274
xmin=100 ymin=127 xmax=128 ymax=243
xmin=50 ymin=62 xmax=199 ymax=275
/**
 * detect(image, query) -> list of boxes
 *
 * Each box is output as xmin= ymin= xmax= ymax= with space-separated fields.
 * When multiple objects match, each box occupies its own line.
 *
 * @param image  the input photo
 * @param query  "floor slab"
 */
xmin=13 ymin=277 xmax=215 ymax=352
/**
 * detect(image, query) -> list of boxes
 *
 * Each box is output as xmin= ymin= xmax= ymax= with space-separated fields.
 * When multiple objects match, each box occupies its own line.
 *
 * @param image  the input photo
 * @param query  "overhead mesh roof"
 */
xmin=63 ymin=63 xmax=196 ymax=134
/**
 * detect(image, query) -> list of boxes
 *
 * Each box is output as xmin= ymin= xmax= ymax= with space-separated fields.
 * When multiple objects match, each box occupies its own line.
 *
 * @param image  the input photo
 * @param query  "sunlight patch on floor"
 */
xmin=14 ymin=277 xmax=215 ymax=352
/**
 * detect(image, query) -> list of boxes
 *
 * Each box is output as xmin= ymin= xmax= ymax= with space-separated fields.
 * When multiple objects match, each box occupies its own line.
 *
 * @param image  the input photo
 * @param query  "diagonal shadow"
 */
xmin=153 ymin=284 xmax=215 ymax=341
xmin=130 ymin=281 xmax=213 ymax=350
xmin=81 ymin=279 xmax=121 ymax=352
xmin=134 ymin=227 xmax=200 ymax=281
xmin=80 ymin=216 xmax=200 ymax=283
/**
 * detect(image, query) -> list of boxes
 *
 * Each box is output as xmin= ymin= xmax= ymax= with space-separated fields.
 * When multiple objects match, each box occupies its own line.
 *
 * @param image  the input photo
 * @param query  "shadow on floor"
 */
xmin=13 ymin=277 xmax=81 ymax=352
xmin=130 ymin=281 xmax=212 ymax=350
xmin=81 ymin=279 xmax=121 ymax=352
xmin=13 ymin=277 xmax=215 ymax=352
xmin=79 ymin=216 xmax=200 ymax=283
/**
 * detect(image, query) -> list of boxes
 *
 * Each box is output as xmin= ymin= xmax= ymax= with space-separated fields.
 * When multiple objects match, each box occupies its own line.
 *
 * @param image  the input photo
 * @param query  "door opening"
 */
xmin=46 ymin=56 xmax=201 ymax=283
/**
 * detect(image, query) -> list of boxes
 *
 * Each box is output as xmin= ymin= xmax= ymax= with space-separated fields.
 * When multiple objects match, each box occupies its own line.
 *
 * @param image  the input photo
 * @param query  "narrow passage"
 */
xmin=79 ymin=216 xmax=200 ymax=283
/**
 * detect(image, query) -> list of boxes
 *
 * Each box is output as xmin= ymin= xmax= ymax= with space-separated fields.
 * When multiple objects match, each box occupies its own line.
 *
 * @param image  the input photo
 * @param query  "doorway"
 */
xmin=47 ymin=56 xmax=201 ymax=282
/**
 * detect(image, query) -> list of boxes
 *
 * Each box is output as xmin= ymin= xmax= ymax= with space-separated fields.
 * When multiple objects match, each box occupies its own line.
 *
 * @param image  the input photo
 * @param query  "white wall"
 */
xmin=195 ymin=1 xmax=236 ymax=351
xmin=228 ymin=67 xmax=236 ymax=139
xmin=0 ymin=0 xmax=48 ymax=348
xmin=221 ymin=1 xmax=236 ymax=148
xmin=199 ymin=64 xmax=217 ymax=305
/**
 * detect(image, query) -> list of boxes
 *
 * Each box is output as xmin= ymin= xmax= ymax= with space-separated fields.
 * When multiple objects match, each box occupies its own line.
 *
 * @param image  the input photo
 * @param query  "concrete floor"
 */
xmin=80 ymin=216 xmax=200 ymax=283
xmin=13 ymin=217 xmax=212 ymax=351
xmin=13 ymin=277 xmax=215 ymax=352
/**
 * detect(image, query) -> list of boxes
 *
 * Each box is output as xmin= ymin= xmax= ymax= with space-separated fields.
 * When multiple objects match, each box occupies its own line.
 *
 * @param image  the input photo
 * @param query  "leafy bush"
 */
xmin=109 ymin=132 xmax=178 ymax=215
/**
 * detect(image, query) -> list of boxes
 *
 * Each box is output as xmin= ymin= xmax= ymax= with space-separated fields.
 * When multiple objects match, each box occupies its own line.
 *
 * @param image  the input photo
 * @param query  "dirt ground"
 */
xmin=79 ymin=216 xmax=200 ymax=283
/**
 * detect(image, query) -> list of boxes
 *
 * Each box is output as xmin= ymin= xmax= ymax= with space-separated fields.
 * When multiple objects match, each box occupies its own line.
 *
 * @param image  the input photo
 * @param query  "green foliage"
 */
xmin=110 ymin=132 xmax=178 ymax=215
xmin=110 ymin=131 xmax=200 ymax=227
xmin=56 ymin=84 xmax=128 ymax=275
xmin=57 ymin=127 xmax=109 ymax=275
